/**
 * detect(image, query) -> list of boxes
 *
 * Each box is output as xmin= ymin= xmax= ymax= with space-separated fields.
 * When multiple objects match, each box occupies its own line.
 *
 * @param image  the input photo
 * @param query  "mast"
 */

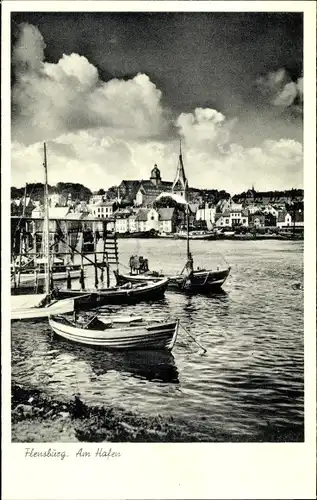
xmin=43 ymin=143 xmax=51 ymax=295
xmin=17 ymin=183 xmax=28 ymax=286
xmin=180 ymin=140 xmax=190 ymax=260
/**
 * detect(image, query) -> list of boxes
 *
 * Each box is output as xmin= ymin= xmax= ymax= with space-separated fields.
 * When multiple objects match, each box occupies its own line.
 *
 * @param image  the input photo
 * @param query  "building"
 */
xmin=90 ymin=200 xmax=116 ymax=219
xmin=262 ymin=205 xmax=279 ymax=218
xmin=49 ymin=193 xmax=67 ymax=207
xmin=128 ymin=213 xmax=138 ymax=233
xmin=216 ymin=198 xmax=243 ymax=214
xmin=215 ymin=209 xmax=249 ymax=228
xmin=249 ymin=213 xmax=265 ymax=228
xmin=196 ymin=203 xmax=216 ymax=229
xmin=134 ymin=165 xmax=173 ymax=207
xmin=277 ymin=210 xmax=304 ymax=228
xmin=158 ymin=207 xmax=177 ymax=233
xmin=89 ymin=193 xmax=105 ymax=205
xmin=11 ymin=197 xmax=35 ymax=217
xmin=135 ymin=209 xmax=149 ymax=232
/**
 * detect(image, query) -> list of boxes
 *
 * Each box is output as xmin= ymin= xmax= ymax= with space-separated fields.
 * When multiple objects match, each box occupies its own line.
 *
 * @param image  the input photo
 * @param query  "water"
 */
xmin=11 ymin=239 xmax=304 ymax=441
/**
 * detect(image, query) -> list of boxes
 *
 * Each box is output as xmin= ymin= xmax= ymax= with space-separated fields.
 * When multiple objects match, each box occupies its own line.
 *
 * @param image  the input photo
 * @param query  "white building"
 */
xmin=215 ymin=209 xmax=249 ymax=228
xmin=263 ymin=205 xmax=279 ymax=218
xmin=277 ymin=210 xmax=304 ymax=228
xmin=89 ymin=193 xmax=105 ymax=205
xmin=90 ymin=200 xmax=116 ymax=219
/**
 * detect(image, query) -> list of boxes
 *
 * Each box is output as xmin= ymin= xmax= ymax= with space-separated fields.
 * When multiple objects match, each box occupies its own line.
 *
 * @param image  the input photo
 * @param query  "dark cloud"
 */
xmin=11 ymin=12 xmax=303 ymax=117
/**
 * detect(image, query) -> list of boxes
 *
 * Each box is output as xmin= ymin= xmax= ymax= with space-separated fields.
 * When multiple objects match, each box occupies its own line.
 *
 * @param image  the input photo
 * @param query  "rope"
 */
xmin=213 ymin=240 xmax=230 ymax=267
xmin=180 ymin=323 xmax=207 ymax=355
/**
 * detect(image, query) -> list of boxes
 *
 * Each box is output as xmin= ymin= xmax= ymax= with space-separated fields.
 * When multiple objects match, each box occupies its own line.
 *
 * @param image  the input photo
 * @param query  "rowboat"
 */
xmin=49 ymin=314 xmax=179 ymax=351
xmin=56 ymin=277 xmax=169 ymax=307
xmin=11 ymin=293 xmax=75 ymax=321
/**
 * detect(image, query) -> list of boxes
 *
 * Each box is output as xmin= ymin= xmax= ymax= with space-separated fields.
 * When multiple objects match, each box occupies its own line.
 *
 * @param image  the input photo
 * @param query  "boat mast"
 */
xmin=43 ymin=143 xmax=51 ymax=295
xmin=179 ymin=140 xmax=190 ymax=260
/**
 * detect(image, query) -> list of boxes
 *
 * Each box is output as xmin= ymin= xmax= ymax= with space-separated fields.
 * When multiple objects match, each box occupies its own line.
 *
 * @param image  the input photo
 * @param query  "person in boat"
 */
xmin=181 ymin=252 xmax=194 ymax=290
xmin=129 ymin=255 xmax=138 ymax=274
xmin=185 ymin=253 xmax=194 ymax=277
xmin=138 ymin=256 xmax=144 ymax=274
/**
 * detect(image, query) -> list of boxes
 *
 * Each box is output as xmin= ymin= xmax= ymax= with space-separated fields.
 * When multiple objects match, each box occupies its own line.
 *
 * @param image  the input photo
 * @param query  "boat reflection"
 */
xmin=52 ymin=337 xmax=179 ymax=384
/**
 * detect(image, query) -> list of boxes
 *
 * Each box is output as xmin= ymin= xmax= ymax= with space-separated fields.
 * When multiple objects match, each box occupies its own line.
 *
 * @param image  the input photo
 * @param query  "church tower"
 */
xmin=172 ymin=140 xmax=188 ymax=200
xmin=150 ymin=164 xmax=161 ymax=187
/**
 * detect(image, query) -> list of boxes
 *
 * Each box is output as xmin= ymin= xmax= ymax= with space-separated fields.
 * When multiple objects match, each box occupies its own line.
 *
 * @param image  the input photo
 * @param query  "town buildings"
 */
xmin=11 ymin=158 xmax=304 ymax=236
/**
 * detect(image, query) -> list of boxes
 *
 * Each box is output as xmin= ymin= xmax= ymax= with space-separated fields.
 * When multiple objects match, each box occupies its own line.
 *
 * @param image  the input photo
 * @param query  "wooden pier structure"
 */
xmin=11 ymin=215 xmax=119 ymax=291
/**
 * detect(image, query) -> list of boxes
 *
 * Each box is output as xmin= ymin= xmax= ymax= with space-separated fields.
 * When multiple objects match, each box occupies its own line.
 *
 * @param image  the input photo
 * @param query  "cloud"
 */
xmin=12 ymin=23 xmax=168 ymax=145
xmin=11 ymin=124 xmax=303 ymax=194
xmin=11 ymin=25 xmax=303 ymax=194
xmin=256 ymin=68 xmax=303 ymax=112
xmin=176 ymin=108 xmax=236 ymax=149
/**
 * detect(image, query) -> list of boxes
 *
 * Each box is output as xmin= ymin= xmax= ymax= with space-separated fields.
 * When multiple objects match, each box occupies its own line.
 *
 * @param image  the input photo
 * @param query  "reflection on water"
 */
xmin=11 ymin=240 xmax=304 ymax=441
xmin=52 ymin=338 xmax=179 ymax=384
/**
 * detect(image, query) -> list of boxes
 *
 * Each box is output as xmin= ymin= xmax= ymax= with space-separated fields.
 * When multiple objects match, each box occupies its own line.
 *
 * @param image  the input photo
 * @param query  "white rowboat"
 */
xmin=49 ymin=315 xmax=179 ymax=351
xmin=11 ymin=294 xmax=75 ymax=320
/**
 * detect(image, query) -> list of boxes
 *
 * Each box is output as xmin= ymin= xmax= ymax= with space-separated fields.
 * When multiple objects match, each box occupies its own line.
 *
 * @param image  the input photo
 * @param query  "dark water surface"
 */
xmin=11 ymin=239 xmax=304 ymax=441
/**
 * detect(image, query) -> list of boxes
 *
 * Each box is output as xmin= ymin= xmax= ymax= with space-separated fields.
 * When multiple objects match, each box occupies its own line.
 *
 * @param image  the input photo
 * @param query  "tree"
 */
xmin=153 ymin=196 xmax=186 ymax=211
xmin=97 ymin=188 xmax=106 ymax=195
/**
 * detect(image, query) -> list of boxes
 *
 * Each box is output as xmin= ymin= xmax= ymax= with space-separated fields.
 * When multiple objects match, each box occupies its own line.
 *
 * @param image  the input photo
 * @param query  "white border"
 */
xmin=2 ymin=2 xmax=316 ymax=499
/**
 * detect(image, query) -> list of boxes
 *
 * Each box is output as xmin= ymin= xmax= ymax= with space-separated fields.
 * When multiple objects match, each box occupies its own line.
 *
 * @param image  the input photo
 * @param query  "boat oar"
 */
xmin=180 ymin=323 xmax=207 ymax=355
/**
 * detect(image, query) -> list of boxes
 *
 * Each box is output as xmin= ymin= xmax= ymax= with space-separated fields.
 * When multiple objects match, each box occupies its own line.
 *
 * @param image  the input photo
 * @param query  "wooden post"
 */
xmin=94 ymin=227 xmax=99 ymax=289
xmin=12 ymin=257 xmax=17 ymax=290
xmin=80 ymin=230 xmax=85 ymax=290
xmin=106 ymin=252 xmax=110 ymax=288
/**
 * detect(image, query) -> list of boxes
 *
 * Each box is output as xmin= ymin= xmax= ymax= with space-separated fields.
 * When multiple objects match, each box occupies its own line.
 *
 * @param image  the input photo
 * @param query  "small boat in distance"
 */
xmin=176 ymin=229 xmax=216 ymax=240
xmin=49 ymin=314 xmax=179 ymax=351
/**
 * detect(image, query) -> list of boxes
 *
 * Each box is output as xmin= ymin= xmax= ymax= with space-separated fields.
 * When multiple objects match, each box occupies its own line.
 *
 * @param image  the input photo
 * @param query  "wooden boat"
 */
xmin=115 ymin=143 xmax=231 ymax=293
xmin=176 ymin=230 xmax=216 ymax=240
xmin=49 ymin=314 xmax=179 ymax=351
xmin=115 ymin=267 xmax=230 ymax=292
xmin=11 ymin=293 xmax=75 ymax=321
xmin=157 ymin=232 xmax=176 ymax=239
xmin=56 ymin=277 xmax=169 ymax=307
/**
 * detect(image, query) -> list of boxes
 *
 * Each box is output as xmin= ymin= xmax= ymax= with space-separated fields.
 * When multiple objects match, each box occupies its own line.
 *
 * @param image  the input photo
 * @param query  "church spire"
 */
xmin=172 ymin=140 xmax=188 ymax=199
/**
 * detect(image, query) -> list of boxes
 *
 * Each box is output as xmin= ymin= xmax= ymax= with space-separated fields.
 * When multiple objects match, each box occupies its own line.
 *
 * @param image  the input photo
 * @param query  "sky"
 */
xmin=11 ymin=11 xmax=303 ymax=194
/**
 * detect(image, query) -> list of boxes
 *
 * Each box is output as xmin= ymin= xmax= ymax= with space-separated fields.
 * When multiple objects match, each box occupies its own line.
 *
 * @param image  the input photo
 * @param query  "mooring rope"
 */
xmin=180 ymin=323 xmax=207 ymax=355
xmin=213 ymin=240 xmax=230 ymax=267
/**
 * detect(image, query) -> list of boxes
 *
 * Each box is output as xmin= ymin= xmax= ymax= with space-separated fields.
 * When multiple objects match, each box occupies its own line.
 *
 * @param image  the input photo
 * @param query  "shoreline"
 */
xmin=11 ymin=383 xmax=303 ymax=443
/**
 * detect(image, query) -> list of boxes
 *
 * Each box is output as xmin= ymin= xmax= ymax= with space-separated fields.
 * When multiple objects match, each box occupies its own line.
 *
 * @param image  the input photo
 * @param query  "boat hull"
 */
xmin=11 ymin=296 xmax=75 ymax=321
xmin=49 ymin=317 xmax=179 ymax=351
xmin=57 ymin=278 xmax=169 ymax=308
xmin=176 ymin=233 xmax=217 ymax=240
xmin=116 ymin=268 xmax=230 ymax=293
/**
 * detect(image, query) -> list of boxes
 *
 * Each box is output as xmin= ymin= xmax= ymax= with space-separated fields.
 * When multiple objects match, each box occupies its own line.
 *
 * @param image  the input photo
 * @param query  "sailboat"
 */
xmin=11 ymin=144 xmax=76 ymax=320
xmin=115 ymin=143 xmax=231 ymax=293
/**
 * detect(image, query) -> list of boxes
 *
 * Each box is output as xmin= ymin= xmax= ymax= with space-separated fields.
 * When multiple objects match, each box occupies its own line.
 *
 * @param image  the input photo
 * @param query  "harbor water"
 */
xmin=11 ymin=239 xmax=304 ymax=441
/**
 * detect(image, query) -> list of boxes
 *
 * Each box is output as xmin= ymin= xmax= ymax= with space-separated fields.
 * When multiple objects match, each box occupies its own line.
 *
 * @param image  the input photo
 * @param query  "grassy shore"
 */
xmin=11 ymin=383 xmax=302 ymax=443
xmin=11 ymin=383 xmax=213 ymax=442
